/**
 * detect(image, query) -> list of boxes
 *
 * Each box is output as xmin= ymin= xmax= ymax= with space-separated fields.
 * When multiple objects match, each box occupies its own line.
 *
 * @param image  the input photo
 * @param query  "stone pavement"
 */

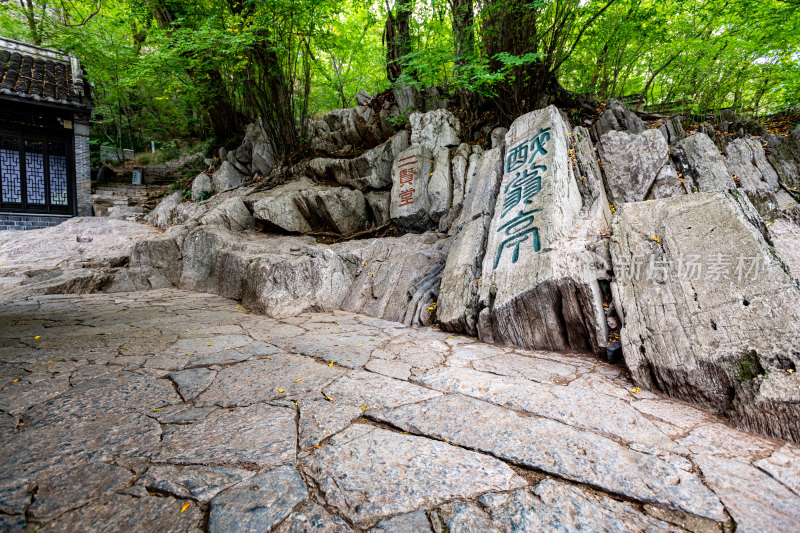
xmin=0 ymin=289 xmax=798 ymax=532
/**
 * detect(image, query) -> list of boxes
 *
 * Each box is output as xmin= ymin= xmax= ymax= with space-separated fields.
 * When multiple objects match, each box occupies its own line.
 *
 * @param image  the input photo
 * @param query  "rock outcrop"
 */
xmin=611 ymin=191 xmax=800 ymax=441
xmin=671 ymin=133 xmax=736 ymax=192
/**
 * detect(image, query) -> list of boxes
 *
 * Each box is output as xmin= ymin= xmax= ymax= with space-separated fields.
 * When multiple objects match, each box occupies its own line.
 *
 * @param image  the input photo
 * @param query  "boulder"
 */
xmin=144 ymin=192 xmax=182 ymax=228
xmin=393 ymin=83 xmax=423 ymax=113
xmin=597 ymin=129 xmax=684 ymax=204
xmin=409 ymin=109 xmax=461 ymax=150
xmin=309 ymin=131 xmax=409 ymax=191
xmin=199 ymin=197 xmax=256 ymax=232
xmin=389 ymin=145 xmax=437 ymax=232
xmin=212 ymin=161 xmax=245 ymax=192
xmin=438 ymin=148 xmax=505 ymax=335
xmin=590 ymin=99 xmax=646 ymax=141
xmin=297 ymin=186 xmax=368 ymax=236
xmin=725 ymin=138 xmax=780 ymax=192
xmin=476 ymin=106 xmax=608 ymax=355
xmin=610 ymin=191 xmax=800 ymax=441
xmin=364 ymin=191 xmax=391 ymax=227
xmin=491 ymin=127 xmax=509 ymax=149
xmin=251 ymin=178 xmax=315 ymax=234
xmin=672 ymin=133 xmax=736 ymax=192
xmin=252 ymin=141 xmax=276 ymax=176
xmin=657 ymin=115 xmax=686 ymax=145
xmin=355 ymin=89 xmax=372 ymax=106
xmin=191 ymin=173 xmax=213 ymax=201
xmin=428 ymin=148 xmax=453 ymax=223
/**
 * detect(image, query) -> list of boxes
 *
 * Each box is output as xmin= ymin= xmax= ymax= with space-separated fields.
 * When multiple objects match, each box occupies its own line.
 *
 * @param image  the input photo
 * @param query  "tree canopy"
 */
xmin=2 ymin=0 xmax=797 ymax=159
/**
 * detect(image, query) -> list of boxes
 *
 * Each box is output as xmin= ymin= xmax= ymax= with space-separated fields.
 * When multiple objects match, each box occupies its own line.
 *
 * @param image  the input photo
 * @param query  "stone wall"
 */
xmin=0 ymin=214 xmax=70 ymax=231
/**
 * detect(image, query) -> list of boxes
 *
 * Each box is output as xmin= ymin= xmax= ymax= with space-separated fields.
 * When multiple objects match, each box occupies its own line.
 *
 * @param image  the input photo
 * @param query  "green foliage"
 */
xmin=737 ymin=350 xmax=766 ymax=381
xmin=195 ymin=190 xmax=213 ymax=202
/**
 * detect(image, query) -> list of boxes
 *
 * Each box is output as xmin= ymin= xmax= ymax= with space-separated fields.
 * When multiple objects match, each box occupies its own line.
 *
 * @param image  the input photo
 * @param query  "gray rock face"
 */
xmin=208 ymin=465 xmax=307 ymax=533
xmin=438 ymin=148 xmax=504 ymax=335
xmin=371 ymin=393 xmax=724 ymax=521
xmin=591 ymin=98 xmax=646 ymax=141
xmin=212 ymin=161 xmax=246 ymax=192
xmin=672 ymin=133 xmax=736 ymax=192
xmin=302 ymin=424 xmax=525 ymax=528
xmin=199 ymin=197 xmax=255 ymax=232
xmin=725 ymin=137 xmax=780 ymax=192
xmin=251 ymin=177 xmax=315 ymax=234
xmin=695 ymin=454 xmax=800 ymax=532
xmin=766 ymin=132 xmax=800 ymax=189
xmin=157 ymin=403 xmax=296 ymax=468
xmin=191 ymin=172 xmax=213 ymax=201
xmin=364 ymin=191 xmax=391 ymax=227
xmin=477 ymin=106 xmax=607 ymax=355
xmin=309 ymin=131 xmax=409 ymax=191
xmin=658 ymin=115 xmax=686 ymax=145
xmin=611 ymin=191 xmax=800 ymax=441
xmin=491 ymin=126 xmax=509 ymax=149
xmin=145 ymin=192 xmax=182 ymax=228
xmin=409 ymin=109 xmax=460 ymax=150
xmin=598 ymin=129 xmax=684 ymax=204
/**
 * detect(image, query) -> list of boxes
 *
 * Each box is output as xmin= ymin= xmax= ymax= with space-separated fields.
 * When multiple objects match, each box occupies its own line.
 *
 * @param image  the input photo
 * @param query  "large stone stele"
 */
xmin=390 ymin=145 xmax=452 ymax=232
xmin=476 ymin=105 xmax=607 ymax=355
xmin=611 ymin=191 xmax=800 ymax=441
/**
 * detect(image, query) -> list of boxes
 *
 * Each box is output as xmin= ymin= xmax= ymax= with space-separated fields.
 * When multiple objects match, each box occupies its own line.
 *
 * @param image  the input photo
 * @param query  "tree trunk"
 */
xmin=451 ymin=0 xmax=474 ymax=75
xmin=385 ymin=0 xmax=413 ymax=82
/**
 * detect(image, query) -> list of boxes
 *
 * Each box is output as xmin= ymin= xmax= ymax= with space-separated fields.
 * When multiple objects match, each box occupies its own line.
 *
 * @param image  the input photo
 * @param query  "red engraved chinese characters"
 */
xmin=396 ymin=154 xmax=418 ymax=207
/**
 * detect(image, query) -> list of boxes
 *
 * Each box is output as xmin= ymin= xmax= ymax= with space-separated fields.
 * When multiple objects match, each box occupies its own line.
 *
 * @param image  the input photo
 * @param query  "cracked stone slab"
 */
xmin=275 ymin=502 xmax=353 ymax=533
xmin=196 ymin=354 xmax=344 ymax=407
xmin=471 ymin=352 xmax=578 ymax=384
xmin=302 ymin=424 xmax=525 ymax=528
xmin=371 ymin=394 xmax=724 ymax=521
xmin=754 ymin=444 xmax=800 ymax=497
xmin=323 ymin=370 xmax=441 ymax=410
xmin=370 ymin=510 xmax=432 ymax=532
xmin=281 ymin=331 xmax=387 ymax=368
xmin=0 ymin=413 xmax=160 ymax=514
xmin=676 ymin=423 xmax=777 ymax=461
xmin=22 ymin=373 xmax=180 ymax=429
xmin=167 ymin=368 xmax=217 ymax=401
xmin=157 ymin=403 xmax=296 ymax=468
xmin=695 ymin=454 xmax=800 ymax=532
xmin=159 ymin=335 xmax=252 ymax=358
xmin=298 ymin=398 xmax=363 ymax=449
xmin=135 ymin=465 xmax=255 ymax=503
xmin=440 ymin=479 xmax=681 ymax=532
xmin=184 ymin=341 xmax=282 ymax=368
xmin=370 ymin=339 xmax=450 ymax=371
xmin=152 ymin=405 xmax=216 ymax=424
xmin=0 ymin=376 xmax=70 ymax=415
xmin=37 ymin=494 xmax=203 ymax=532
xmin=413 ymin=367 xmax=679 ymax=452
xmin=208 ymin=465 xmax=307 ymax=533
xmin=364 ymin=359 xmax=412 ymax=381
xmin=29 ymin=462 xmax=132 ymax=521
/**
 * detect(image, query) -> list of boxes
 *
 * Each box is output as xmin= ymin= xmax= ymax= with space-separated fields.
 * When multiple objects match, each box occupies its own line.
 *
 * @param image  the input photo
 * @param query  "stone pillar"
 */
xmin=73 ymin=118 xmax=92 ymax=216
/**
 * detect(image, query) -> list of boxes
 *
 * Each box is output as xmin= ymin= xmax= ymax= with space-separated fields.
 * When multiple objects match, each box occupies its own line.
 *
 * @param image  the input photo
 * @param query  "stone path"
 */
xmin=0 ymin=289 xmax=798 ymax=532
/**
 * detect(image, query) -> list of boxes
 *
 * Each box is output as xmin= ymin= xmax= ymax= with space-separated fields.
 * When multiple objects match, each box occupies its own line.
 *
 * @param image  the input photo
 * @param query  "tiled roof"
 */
xmin=0 ymin=38 xmax=91 ymax=108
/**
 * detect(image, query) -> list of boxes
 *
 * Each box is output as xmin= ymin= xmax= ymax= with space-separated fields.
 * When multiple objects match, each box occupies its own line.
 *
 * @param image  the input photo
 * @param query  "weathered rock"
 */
xmin=135 ymin=465 xmax=254 ymax=503
xmin=658 ymin=115 xmax=686 ymax=145
xmin=302 ymin=424 xmax=525 ymax=528
xmin=29 ymin=462 xmax=132 ymax=520
xmin=389 ymin=145 xmax=436 ymax=231
xmin=438 ymin=147 xmax=505 ymax=335
xmin=725 ymin=137 xmax=780 ymax=192
xmin=276 ymin=503 xmax=353 ymax=533
xmin=611 ymin=191 xmax=800 ymax=441
xmin=335 ymin=233 xmax=449 ymax=323
xmin=208 ymin=465 xmax=307 ymax=533
xmin=322 ymin=370 xmax=441 ymax=410
xmin=672 ymin=133 xmax=736 ymax=192
xmin=252 ymin=140 xmax=276 ymax=175
xmin=309 ymin=131 xmax=409 ymax=191
xmin=477 ymin=106 xmax=607 ymax=355
xmin=598 ymin=129 xmax=684 ymax=204
xmin=191 ymin=172 xmax=213 ymax=201
xmin=491 ymin=126 xmax=508 ymax=149
xmin=212 ymin=161 xmax=245 ymax=192
xmin=145 ymin=192 xmax=182 ymax=228
xmin=371 ymin=393 xmax=724 ymax=521
xmin=298 ymin=398 xmax=362 ymax=449
xmin=364 ymin=191 xmax=391 ymax=227
xmin=297 ymin=186 xmax=368 ymax=236
xmin=370 ymin=510 xmax=432 ymax=532
xmin=199 ymin=197 xmax=255 ymax=232
xmin=695 ymin=454 xmax=800 ymax=532
xmin=365 ymin=357 xmax=412 ymax=380
xmin=355 ymin=89 xmax=372 ymax=106
xmin=591 ymin=98 xmax=646 ymax=141
xmin=766 ymin=132 xmax=800 ymax=189
xmin=167 ymin=368 xmax=217 ymax=401
xmin=250 ymin=177 xmax=316 ymax=234
xmin=409 ymin=109 xmax=460 ymax=150
xmin=157 ymin=403 xmax=296 ymax=468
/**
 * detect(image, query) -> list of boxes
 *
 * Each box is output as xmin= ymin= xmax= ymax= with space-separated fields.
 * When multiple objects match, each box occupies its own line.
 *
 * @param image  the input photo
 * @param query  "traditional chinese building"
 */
xmin=0 ymin=37 xmax=93 ymax=230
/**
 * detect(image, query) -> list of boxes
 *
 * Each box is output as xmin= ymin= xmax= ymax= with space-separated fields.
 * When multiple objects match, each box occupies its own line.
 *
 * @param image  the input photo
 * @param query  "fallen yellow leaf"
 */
xmin=278 ymin=389 xmax=284 ymax=393
xmin=34 ymin=336 xmax=40 ymax=340
xmin=10 ymin=378 xmax=19 ymax=384
xmin=360 ymin=405 xmax=367 ymax=411
xmin=328 ymin=361 xmax=334 ymax=367
xmin=181 ymin=502 xmax=191 ymax=513
xmin=325 ymin=396 xmax=333 ymax=401
xmin=294 ymin=378 xmax=303 ymax=383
